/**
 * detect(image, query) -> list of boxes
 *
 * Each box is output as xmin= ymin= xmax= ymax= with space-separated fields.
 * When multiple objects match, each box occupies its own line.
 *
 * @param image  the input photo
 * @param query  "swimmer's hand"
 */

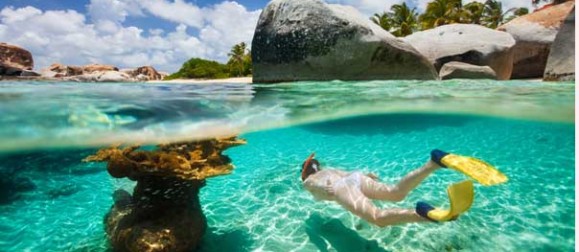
xmin=367 ymin=173 xmax=380 ymax=181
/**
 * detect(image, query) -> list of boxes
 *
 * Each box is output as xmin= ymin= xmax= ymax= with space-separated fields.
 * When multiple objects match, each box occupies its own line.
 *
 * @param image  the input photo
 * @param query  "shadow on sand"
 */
xmin=305 ymin=213 xmax=389 ymax=252
xmin=198 ymin=227 xmax=254 ymax=252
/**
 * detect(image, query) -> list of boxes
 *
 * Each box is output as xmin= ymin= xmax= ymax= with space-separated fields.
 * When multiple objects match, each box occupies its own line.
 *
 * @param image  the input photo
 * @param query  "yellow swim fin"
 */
xmin=441 ymin=154 xmax=508 ymax=186
xmin=416 ymin=180 xmax=474 ymax=222
xmin=431 ymin=149 xmax=508 ymax=186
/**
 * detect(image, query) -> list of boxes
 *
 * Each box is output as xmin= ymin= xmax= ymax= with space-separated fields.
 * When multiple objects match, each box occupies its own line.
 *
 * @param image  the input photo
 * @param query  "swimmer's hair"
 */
xmin=301 ymin=159 xmax=320 ymax=181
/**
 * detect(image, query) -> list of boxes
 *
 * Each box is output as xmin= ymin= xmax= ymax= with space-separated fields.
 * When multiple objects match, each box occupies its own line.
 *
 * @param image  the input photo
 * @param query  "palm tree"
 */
xmin=370 ymin=12 xmax=392 ymax=31
xmin=227 ymin=42 xmax=248 ymax=77
xmin=419 ymin=0 xmax=463 ymax=30
xmin=482 ymin=0 xmax=516 ymax=29
xmin=503 ymin=7 xmax=529 ymax=22
xmin=532 ymin=0 xmax=568 ymax=6
xmin=389 ymin=3 xmax=419 ymax=37
xmin=462 ymin=2 xmax=485 ymax=24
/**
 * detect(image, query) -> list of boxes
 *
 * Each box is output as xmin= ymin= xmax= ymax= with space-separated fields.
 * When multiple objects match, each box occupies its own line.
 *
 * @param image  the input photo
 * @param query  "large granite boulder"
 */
xmin=543 ymin=7 xmax=575 ymax=81
xmin=497 ymin=1 xmax=575 ymax=79
xmin=0 ymin=43 xmax=34 ymax=76
xmin=404 ymin=24 xmax=516 ymax=80
xmin=439 ymin=61 xmax=497 ymax=80
xmin=251 ymin=0 xmax=437 ymax=83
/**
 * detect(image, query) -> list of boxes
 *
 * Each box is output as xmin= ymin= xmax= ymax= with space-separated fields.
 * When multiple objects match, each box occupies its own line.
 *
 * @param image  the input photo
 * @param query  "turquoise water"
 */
xmin=0 ymin=80 xmax=575 ymax=251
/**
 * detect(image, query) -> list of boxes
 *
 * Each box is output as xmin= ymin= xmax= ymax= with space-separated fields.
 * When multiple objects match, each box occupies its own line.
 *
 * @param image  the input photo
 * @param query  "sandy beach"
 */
xmin=148 ymin=77 xmax=252 ymax=84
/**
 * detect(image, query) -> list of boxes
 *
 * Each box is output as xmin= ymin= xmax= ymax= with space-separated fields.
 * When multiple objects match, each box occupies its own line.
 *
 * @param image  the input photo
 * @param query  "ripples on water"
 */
xmin=0 ymin=79 xmax=574 ymax=251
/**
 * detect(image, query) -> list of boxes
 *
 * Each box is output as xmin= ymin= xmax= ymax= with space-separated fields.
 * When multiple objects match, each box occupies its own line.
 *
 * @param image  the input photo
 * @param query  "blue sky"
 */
xmin=0 ymin=0 xmax=534 ymax=72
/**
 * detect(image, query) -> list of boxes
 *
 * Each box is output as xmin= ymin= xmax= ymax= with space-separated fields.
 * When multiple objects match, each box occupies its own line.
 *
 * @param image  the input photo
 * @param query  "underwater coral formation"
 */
xmin=84 ymin=136 xmax=245 ymax=252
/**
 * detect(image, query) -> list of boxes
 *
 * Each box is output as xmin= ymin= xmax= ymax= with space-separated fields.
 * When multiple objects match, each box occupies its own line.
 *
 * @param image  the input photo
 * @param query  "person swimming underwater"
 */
xmin=301 ymin=150 xmax=453 ymax=227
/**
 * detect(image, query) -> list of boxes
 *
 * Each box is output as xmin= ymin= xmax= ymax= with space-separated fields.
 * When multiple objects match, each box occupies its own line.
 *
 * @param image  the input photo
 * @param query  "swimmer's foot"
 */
xmin=430 ymin=149 xmax=450 ymax=168
xmin=416 ymin=201 xmax=460 ymax=222
xmin=416 ymin=201 xmax=438 ymax=222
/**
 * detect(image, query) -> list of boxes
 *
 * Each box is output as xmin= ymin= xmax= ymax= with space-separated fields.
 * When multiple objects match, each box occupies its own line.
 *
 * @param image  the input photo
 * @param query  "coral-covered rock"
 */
xmin=497 ymin=1 xmax=575 ymax=79
xmin=404 ymin=24 xmax=515 ymax=80
xmin=0 ymin=42 xmax=34 ymax=76
xmin=84 ymin=136 xmax=245 ymax=252
xmin=251 ymin=0 xmax=437 ymax=83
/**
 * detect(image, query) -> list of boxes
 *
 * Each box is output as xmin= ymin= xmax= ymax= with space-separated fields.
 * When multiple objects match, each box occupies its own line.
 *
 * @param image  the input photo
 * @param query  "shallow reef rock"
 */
xmin=84 ymin=136 xmax=246 ymax=252
xmin=439 ymin=61 xmax=497 ymax=80
xmin=0 ymin=42 xmax=34 ymax=76
xmin=404 ymin=24 xmax=516 ymax=80
xmin=543 ymin=7 xmax=575 ymax=81
xmin=497 ymin=1 xmax=575 ymax=79
xmin=251 ymin=0 xmax=437 ymax=83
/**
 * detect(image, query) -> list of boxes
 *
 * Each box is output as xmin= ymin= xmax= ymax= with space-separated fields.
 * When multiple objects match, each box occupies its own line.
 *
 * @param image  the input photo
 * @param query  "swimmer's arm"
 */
xmin=303 ymin=178 xmax=335 ymax=200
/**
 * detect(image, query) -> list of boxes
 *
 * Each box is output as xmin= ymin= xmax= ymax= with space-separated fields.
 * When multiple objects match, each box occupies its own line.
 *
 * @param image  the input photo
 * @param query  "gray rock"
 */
xmin=0 ymin=43 xmax=33 ymax=75
xmin=498 ymin=1 xmax=575 ymax=79
xmin=544 ymin=7 xmax=575 ymax=81
xmin=20 ymin=70 xmax=41 ymax=77
xmin=251 ymin=0 xmax=437 ymax=83
xmin=439 ymin=61 xmax=497 ymax=80
xmin=404 ymin=24 xmax=516 ymax=80
xmin=64 ymin=71 xmax=134 ymax=82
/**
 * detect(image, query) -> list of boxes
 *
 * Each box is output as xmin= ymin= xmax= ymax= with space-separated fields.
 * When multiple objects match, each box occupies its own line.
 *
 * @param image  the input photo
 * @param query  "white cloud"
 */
xmin=139 ymin=0 xmax=205 ymax=29
xmin=327 ymin=0 xmax=401 ymax=16
xmin=0 ymin=1 xmax=260 ymax=73
xmin=1 ymin=0 xmax=537 ymax=73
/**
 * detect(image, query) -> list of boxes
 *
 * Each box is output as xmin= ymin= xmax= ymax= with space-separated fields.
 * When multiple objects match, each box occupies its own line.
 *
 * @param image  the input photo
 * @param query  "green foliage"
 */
xmin=419 ymin=0 xmax=463 ymax=30
xmin=481 ymin=0 xmax=513 ymax=29
xmin=370 ymin=3 xmax=419 ymax=37
xmin=166 ymin=42 xmax=253 ymax=80
xmin=371 ymin=13 xmax=393 ymax=31
xmin=227 ymin=42 xmax=252 ymax=77
xmin=165 ymin=58 xmax=229 ymax=80
xmin=463 ymin=2 xmax=485 ymax=24
xmin=371 ymin=0 xmax=531 ymax=36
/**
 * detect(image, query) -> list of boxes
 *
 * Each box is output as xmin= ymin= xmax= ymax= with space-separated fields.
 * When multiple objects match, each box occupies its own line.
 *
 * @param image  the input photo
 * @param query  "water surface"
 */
xmin=0 ymin=79 xmax=574 ymax=251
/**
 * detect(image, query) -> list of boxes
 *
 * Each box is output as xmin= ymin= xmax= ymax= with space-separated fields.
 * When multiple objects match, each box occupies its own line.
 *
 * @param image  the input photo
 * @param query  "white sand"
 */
xmin=148 ymin=77 xmax=252 ymax=84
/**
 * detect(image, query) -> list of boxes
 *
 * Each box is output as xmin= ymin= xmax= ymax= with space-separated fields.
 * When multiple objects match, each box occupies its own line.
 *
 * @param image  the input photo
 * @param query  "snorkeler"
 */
xmin=300 ymin=149 xmax=505 ymax=227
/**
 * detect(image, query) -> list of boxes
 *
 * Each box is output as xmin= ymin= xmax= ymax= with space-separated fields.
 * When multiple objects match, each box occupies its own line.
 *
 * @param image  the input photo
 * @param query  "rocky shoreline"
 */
xmin=1 ymin=1 xmax=574 ymax=83
xmin=0 ymin=42 xmax=166 ymax=82
xmin=250 ymin=0 xmax=574 ymax=83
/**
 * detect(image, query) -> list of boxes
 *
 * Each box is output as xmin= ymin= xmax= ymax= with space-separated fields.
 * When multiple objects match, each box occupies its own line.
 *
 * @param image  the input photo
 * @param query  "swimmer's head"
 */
xmin=301 ymin=153 xmax=320 ymax=181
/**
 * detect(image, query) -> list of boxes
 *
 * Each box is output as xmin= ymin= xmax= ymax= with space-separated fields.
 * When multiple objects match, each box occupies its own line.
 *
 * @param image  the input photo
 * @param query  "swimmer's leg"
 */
xmin=333 ymin=186 xmax=428 ymax=227
xmin=361 ymin=159 xmax=441 ymax=202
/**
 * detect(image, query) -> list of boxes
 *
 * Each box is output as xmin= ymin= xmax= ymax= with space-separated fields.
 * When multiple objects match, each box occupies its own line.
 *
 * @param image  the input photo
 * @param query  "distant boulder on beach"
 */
xmin=41 ymin=63 xmax=163 ymax=82
xmin=498 ymin=1 xmax=575 ymax=79
xmin=0 ymin=42 xmax=34 ymax=76
xmin=251 ymin=0 xmax=438 ymax=83
xmin=404 ymin=24 xmax=516 ymax=80
xmin=439 ymin=61 xmax=497 ymax=80
xmin=543 ymin=7 xmax=575 ymax=81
